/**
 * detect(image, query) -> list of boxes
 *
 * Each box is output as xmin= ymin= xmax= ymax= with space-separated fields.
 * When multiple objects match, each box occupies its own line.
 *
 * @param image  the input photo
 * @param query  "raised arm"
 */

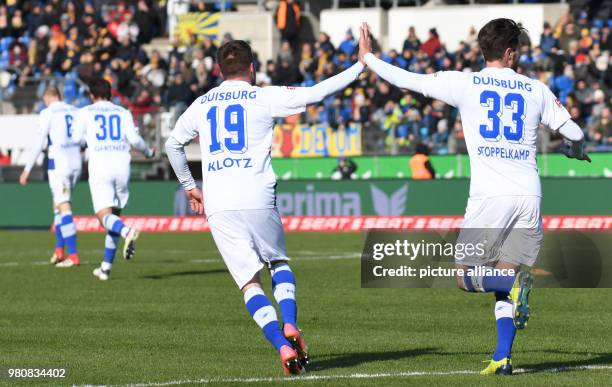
xmin=264 ymin=62 xmax=364 ymax=118
xmin=359 ymin=23 xmax=463 ymax=106
xmin=297 ymin=61 xmax=364 ymax=105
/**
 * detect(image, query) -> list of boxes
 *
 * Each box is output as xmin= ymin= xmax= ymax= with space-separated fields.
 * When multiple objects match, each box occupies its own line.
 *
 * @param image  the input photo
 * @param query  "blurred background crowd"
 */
xmin=0 ymin=0 xmax=610 ymax=156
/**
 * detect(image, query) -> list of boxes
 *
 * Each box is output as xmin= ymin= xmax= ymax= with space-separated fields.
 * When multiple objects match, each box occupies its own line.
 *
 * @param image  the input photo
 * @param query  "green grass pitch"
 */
xmin=1 ymin=231 xmax=611 ymax=386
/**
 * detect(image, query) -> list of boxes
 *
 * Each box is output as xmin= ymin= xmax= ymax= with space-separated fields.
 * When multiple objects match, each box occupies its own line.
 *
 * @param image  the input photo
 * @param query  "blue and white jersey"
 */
xmin=416 ymin=68 xmax=570 ymax=198
xmin=72 ymin=101 xmax=147 ymax=177
xmin=170 ymin=81 xmax=308 ymax=216
xmin=24 ymin=101 xmax=81 ymax=174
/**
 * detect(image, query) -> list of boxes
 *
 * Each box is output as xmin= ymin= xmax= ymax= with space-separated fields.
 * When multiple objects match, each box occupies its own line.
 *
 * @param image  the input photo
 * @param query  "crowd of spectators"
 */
xmin=266 ymin=11 xmax=612 ymax=154
xmin=1 ymin=1 xmax=610 ymax=155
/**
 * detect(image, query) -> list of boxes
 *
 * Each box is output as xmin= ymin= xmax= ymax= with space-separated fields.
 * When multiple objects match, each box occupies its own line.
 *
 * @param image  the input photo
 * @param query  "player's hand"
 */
xmin=186 ymin=187 xmax=204 ymax=215
xmin=145 ymin=147 xmax=156 ymax=159
xmin=561 ymin=144 xmax=592 ymax=163
xmin=19 ymin=170 xmax=29 ymax=186
xmin=358 ymin=22 xmax=373 ymax=64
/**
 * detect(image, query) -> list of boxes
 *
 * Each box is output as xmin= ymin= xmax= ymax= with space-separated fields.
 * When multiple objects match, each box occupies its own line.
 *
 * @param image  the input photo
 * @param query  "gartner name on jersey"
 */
xmin=94 ymin=143 xmax=129 ymax=152
xmin=477 ymin=145 xmax=530 ymax=160
xmin=207 ymin=156 xmax=253 ymax=171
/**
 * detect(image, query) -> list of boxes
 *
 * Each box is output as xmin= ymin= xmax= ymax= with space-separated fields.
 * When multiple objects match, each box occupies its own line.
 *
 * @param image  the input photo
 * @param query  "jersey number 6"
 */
xmin=479 ymin=90 xmax=526 ymax=143
xmin=207 ymin=104 xmax=247 ymax=154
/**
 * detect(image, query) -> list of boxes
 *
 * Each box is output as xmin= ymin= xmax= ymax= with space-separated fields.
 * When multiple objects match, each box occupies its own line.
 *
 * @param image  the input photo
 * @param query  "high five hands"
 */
xmin=358 ymin=22 xmax=373 ymax=65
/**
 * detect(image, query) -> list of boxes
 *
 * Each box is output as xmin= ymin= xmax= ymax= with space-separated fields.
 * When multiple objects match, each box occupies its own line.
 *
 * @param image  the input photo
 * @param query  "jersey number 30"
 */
xmin=207 ymin=104 xmax=247 ymax=154
xmin=479 ymin=90 xmax=526 ymax=143
xmin=95 ymin=114 xmax=122 ymax=141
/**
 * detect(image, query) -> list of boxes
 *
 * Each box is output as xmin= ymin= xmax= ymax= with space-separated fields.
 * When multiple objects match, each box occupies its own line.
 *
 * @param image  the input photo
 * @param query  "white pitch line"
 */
xmin=76 ymin=364 xmax=612 ymax=387
xmin=0 ymin=254 xmax=360 ymax=268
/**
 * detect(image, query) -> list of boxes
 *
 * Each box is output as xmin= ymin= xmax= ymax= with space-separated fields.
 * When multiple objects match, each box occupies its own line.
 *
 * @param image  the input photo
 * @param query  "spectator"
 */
xmin=409 ymin=143 xmax=435 ymax=180
xmin=339 ymin=29 xmax=356 ymax=56
xmin=540 ymin=22 xmax=558 ymax=54
xmin=420 ymin=28 xmax=441 ymax=58
xmin=276 ymin=0 xmax=301 ymax=54
xmin=332 ymin=157 xmax=357 ymax=180
xmin=402 ymin=26 xmax=421 ymax=53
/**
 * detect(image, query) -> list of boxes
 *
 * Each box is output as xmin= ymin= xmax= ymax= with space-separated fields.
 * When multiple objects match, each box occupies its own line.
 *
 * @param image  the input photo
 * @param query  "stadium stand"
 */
xmin=0 ymin=1 xmax=610 ymax=156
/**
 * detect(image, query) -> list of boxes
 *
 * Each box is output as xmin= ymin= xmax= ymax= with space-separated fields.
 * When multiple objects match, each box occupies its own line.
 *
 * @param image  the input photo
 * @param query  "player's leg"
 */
xmin=455 ymin=262 xmax=517 ymax=293
xmin=208 ymin=211 xmax=303 ymax=376
xmin=257 ymin=209 xmax=308 ymax=365
xmin=52 ymin=170 xmax=81 ymax=267
xmin=92 ymin=174 xmax=139 ymax=260
xmin=270 ymin=260 xmax=308 ymax=365
xmin=55 ymin=201 xmax=79 ymax=265
xmin=480 ymin=260 xmax=520 ymax=375
xmin=242 ymin=275 xmax=301 ymax=376
xmin=96 ymin=207 xmax=139 ymax=259
xmin=93 ymin=208 xmax=122 ymax=281
xmin=50 ymin=206 xmax=65 ymax=264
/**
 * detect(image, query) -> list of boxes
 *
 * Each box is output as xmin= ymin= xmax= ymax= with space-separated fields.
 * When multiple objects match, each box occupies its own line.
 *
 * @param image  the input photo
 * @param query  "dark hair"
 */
xmin=217 ymin=40 xmax=254 ymax=78
xmin=89 ymin=78 xmax=111 ymax=100
xmin=477 ymin=18 xmax=525 ymax=62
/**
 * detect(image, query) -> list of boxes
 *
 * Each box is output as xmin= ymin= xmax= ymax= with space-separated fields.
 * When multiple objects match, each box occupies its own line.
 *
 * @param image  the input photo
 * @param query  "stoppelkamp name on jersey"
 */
xmin=477 ymin=145 xmax=530 ymax=160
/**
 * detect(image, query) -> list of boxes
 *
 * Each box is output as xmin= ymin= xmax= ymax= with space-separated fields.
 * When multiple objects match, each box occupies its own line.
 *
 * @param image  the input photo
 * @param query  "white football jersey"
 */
xmin=72 ymin=101 xmax=144 ymax=177
xmin=37 ymin=101 xmax=81 ymax=173
xmin=421 ymin=67 xmax=570 ymax=198
xmin=170 ymin=80 xmax=308 ymax=216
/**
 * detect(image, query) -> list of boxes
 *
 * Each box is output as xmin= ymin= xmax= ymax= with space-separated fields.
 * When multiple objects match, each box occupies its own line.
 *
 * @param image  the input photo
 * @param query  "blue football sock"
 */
xmin=59 ymin=211 xmax=78 ymax=255
xmin=271 ymin=263 xmax=297 ymax=327
xmin=103 ymin=231 xmax=120 ymax=266
xmin=53 ymin=210 xmax=64 ymax=250
xmin=492 ymin=295 xmax=516 ymax=361
xmin=463 ymin=267 xmax=516 ymax=293
xmin=102 ymin=214 xmax=129 ymax=238
xmin=244 ymin=287 xmax=291 ymax=352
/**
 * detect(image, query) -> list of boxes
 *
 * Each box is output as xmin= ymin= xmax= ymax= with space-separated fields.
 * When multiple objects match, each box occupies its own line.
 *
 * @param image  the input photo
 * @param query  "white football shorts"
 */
xmin=88 ymin=173 xmax=130 ymax=213
xmin=455 ymin=195 xmax=543 ymax=267
xmin=207 ymin=208 xmax=289 ymax=289
xmin=48 ymin=168 xmax=81 ymax=205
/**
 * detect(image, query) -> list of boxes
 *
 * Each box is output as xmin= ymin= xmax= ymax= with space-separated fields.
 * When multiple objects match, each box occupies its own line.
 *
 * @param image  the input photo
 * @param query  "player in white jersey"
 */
xmin=359 ymin=20 xmax=590 ymax=375
xmin=71 ymin=79 xmax=155 ymax=279
xmin=20 ymin=86 xmax=82 ymax=267
xmin=165 ymin=40 xmax=364 ymax=375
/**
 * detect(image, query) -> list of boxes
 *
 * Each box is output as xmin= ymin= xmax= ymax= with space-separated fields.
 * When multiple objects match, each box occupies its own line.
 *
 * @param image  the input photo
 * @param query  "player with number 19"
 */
xmin=71 ymin=79 xmax=155 ymax=280
xmin=165 ymin=40 xmax=364 ymax=375
xmin=360 ymin=19 xmax=590 ymax=375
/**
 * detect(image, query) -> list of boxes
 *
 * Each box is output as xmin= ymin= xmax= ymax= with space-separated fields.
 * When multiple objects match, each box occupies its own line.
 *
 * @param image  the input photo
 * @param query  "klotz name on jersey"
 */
xmin=207 ymin=156 xmax=253 ymax=172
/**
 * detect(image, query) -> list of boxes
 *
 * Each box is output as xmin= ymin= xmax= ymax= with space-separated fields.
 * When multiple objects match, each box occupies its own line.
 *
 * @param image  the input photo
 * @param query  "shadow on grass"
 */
xmin=519 ymin=350 xmax=612 ymax=374
xmin=309 ymin=348 xmax=438 ymax=371
xmin=141 ymin=269 xmax=227 ymax=280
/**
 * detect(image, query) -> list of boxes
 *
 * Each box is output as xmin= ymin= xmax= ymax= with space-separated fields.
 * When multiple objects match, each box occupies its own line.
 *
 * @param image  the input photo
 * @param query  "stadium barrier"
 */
xmin=1 ymin=178 xmax=610 ymax=227
xmin=272 ymin=153 xmax=612 ymax=179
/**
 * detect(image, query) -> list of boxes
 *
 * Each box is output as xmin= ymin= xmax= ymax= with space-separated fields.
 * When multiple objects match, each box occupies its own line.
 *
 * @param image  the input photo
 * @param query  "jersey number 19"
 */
xmin=207 ymin=104 xmax=247 ymax=154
